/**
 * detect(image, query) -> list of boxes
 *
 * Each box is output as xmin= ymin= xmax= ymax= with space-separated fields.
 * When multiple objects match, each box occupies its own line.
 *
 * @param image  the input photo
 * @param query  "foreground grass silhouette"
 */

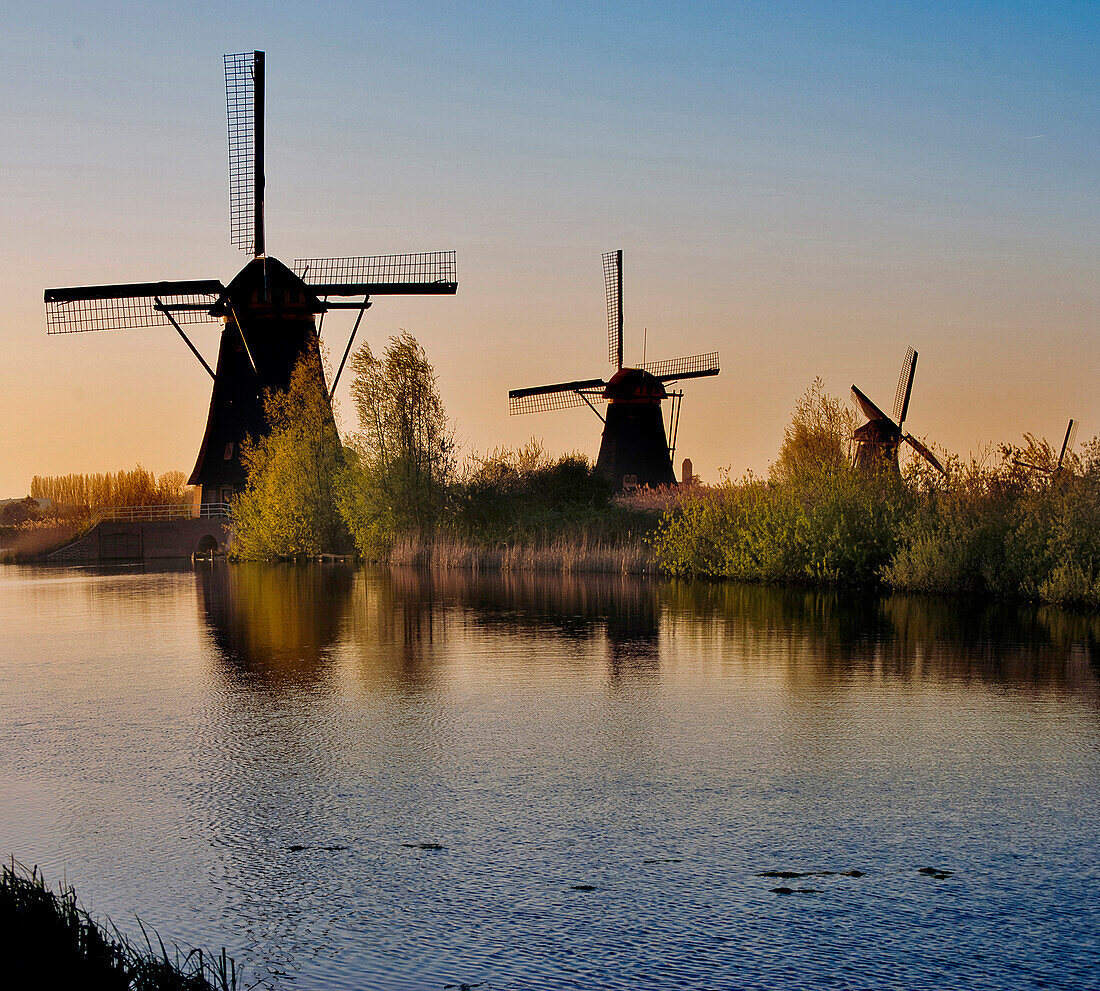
xmin=0 ymin=860 xmax=239 ymax=991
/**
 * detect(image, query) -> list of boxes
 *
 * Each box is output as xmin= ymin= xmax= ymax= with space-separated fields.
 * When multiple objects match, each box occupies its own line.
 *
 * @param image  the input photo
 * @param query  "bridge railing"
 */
xmin=92 ymin=503 xmax=231 ymax=524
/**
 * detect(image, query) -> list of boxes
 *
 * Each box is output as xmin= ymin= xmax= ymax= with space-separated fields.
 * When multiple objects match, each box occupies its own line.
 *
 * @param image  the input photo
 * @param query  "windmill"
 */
xmin=1014 ymin=418 xmax=1079 ymax=475
xmin=509 ymin=250 xmax=719 ymax=490
xmin=850 ymin=347 xmax=945 ymax=475
xmin=44 ymin=51 xmax=457 ymax=508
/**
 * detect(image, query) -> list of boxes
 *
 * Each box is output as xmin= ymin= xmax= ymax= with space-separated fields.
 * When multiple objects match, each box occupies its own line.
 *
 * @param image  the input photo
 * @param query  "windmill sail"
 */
xmin=45 ymin=280 xmax=224 ymax=333
xmin=225 ymin=51 xmax=263 ymax=255
xmin=509 ymin=378 xmax=608 ymax=415
xmin=894 ymin=346 xmax=917 ymax=426
xmin=1058 ymin=418 xmax=1080 ymax=468
xmin=292 ymin=252 xmax=458 ymax=295
xmin=902 ymin=433 xmax=945 ymax=474
xmin=851 ymin=384 xmax=894 ymax=426
xmin=603 ymin=249 xmax=623 ymax=368
xmin=643 ymin=352 xmax=720 ymax=382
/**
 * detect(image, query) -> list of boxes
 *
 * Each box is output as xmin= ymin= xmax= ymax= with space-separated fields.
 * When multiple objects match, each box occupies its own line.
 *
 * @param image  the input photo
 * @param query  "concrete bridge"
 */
xmin=48 ymin=509 xmax=232 ymax=563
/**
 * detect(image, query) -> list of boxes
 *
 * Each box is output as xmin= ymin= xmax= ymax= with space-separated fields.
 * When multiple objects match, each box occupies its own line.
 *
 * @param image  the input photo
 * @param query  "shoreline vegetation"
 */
xmin=7 ymin=342 xmax=1100 ymax=610
xmin=0 ymin=860 xmax=239 ymax=991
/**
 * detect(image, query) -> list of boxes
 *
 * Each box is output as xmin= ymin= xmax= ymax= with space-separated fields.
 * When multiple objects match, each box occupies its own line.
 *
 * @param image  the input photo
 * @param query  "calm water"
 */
xmin=1 ymin=564 xmax=1098 ymax=990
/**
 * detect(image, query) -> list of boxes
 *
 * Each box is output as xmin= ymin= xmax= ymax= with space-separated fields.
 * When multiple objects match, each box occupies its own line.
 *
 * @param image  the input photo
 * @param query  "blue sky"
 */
xmin=1 ymin=1 xmax=1096 ymax=493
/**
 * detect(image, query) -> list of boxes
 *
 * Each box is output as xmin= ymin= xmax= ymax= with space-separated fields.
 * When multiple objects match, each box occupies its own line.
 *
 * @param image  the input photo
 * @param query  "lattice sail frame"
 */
xmin=603 ymin=250 xmax=622 ymax=367
xmin=642 ymin=352 xmax=720 ymax=381
xmin=293 ymin=252 xmax=457 ymax=288
xmin=894 ymin=346 xmax=917 ymax=424
xmin=46 ymin=293 xmax=221 ymax=334
xmin=509 ymin=383 xmax=608 ymax=416
xmin=225 ymin=52 xmax=256 ymax=252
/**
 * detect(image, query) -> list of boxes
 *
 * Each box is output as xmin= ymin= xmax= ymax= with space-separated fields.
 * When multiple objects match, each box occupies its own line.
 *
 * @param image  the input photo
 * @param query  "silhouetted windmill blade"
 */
xmin=44 ymin=281 xmax=224 ymax=333
xmin=894 ymin=346 xmax=917 ymax=426
xmin=1058 ymin=418 xmax=1079 ymax=469
xmin=603 ymin=249 xmax=623 ymax=368
xmin=851 ymin=384 xmax=894 ymax=425
xmin=292 ymin=253 xmax=458 ymax=295
xmin=225 ymin=51 xmax=264 ymax=255
xmin=644 ymin=352 xmax=721 ymax=382
xmin=509 ymin=378 xmax=608 ymax=415
xmin=903 ymin=433 xmax=946 ymax=474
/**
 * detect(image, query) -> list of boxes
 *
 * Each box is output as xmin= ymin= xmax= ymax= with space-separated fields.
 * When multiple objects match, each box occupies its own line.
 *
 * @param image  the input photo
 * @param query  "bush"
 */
xmin=652 ymin=463 xmax=909 ymax=586
xmin=883 ymin=439 xmax=1100 ymax=605
xmin=447 ymin=440 xmax=649 ymax=546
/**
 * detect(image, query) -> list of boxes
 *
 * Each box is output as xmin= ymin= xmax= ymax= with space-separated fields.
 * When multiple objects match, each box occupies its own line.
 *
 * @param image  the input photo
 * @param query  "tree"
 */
xmin=231 ymin=349 xmax=348 ymax=558
xmin=771 ymin=378 xmax=859 ymax=484
xmin=338 ymin=332 xmax=452 ymax=557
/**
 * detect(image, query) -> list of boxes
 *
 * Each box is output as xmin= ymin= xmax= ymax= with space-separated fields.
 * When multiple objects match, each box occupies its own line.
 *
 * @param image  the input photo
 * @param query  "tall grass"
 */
xmin=388 ymin=532 xmax=656 ymax=574
xmin=0 ymin=860 xmax=239 ymax=990
xmin=0 ymin=522 xmax=80 ymax=563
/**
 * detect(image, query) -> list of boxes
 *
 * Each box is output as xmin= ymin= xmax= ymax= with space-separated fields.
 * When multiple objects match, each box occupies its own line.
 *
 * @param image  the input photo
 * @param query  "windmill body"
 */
xmin=44 ymin=52 xmax=457 ymax=507
xmin=509 ymin=250 xmax=718 ymax=491
xmin=850 ymin=347 xmax=944 ymax=476
xmin=594 ymin=368 xmax=676 ymax=487
xmin=190 ymin=257 xmax=328 ymax=502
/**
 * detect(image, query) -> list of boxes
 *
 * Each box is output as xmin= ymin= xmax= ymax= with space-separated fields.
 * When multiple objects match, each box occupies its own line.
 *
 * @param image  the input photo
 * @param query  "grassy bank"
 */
xmin=652 ymin=440 xmax=1100 ymax=607
xmin=0 ymin=860 xmax=239 ymax=990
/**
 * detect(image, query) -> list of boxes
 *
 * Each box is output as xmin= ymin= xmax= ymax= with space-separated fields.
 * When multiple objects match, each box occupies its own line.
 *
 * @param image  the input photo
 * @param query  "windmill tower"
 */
xmin=1015 ymin=418 xmax=1079 ymax=476
xmin=509 ymin=250 xmax=719 ymax=490
xmin=44 ymin=52 xmax=457 ymax=507
xmin=851 ymin=347 xmax=945 ymax=475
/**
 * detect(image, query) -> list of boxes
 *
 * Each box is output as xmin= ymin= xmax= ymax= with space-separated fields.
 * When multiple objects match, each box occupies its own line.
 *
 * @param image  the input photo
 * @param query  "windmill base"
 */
xmin=595 ymin=402 xmax=676 ymax=491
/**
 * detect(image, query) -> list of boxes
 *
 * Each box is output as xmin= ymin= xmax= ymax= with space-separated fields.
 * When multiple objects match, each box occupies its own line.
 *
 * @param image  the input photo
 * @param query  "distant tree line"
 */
xmin=29 ymin=469 xmax=192 ymax=511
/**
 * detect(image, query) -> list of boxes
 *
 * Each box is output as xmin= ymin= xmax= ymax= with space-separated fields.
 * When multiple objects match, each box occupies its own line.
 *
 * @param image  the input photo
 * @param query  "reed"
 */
xmin=0 ymin=859 xmax=239 ymax=990
xmin=388 ymin=532 xmax=656 ymax=574
xmin=0 ymin=522 xmax=80 ymax=563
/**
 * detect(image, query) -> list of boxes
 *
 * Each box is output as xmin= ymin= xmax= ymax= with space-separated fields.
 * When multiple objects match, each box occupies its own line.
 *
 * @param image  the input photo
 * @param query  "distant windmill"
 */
xmin=44 ymin=51 xmax=457 ymax=507
xmin=509 ymin=250 xmax=720 ymax=490
xmin=850 ymin=347 xmax=945 ymax=475
xmin=1015 ymin=418 xmax=1079 ymax=475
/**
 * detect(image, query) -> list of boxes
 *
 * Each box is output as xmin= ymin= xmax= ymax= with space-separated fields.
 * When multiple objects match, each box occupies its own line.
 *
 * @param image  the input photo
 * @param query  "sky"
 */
xmin=1 ymin=1 xmax=1097 ymax=496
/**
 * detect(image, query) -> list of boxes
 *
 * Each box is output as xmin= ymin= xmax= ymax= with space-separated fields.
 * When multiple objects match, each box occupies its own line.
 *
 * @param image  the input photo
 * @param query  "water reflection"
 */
xmin=660 ymin=581 xmax=1100 ymax=691
xmin=197 ymin=563 xmax=354 ymax=686
xmin=187 ymin=564 xmax=1100 ymax=697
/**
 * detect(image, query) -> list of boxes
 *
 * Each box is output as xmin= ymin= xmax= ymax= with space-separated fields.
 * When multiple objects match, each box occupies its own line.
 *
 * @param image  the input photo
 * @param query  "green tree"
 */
xmin=338 ymin=332 xmax=452 ymax=557
xmin=231 ymin=350 xmax=347 ymax=558
xmin=770 ymin=377 xmax=859 ymax=484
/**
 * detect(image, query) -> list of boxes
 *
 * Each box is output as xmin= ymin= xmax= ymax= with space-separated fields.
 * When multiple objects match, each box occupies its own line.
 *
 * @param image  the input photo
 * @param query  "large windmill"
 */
xmin=850 ymin=347 xmax=945 ymax=475
xmin=44 ymin=51 xmax=457 ymax=507
xmin=509 ymin=250 xmax=719 ymax=490
xmin=1015 ymin=418 xmax=1079 ymax=476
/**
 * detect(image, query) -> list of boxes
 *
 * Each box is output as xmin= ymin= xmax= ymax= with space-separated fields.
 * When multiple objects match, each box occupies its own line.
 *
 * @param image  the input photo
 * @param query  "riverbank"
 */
xmin=0 ymin=860 xmax=239 ymax=991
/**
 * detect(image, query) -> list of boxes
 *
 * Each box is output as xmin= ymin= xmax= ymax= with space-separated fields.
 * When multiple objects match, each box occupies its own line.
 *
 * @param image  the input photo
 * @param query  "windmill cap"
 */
xmin=603 ymin=367 xmax=668 ymax=402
